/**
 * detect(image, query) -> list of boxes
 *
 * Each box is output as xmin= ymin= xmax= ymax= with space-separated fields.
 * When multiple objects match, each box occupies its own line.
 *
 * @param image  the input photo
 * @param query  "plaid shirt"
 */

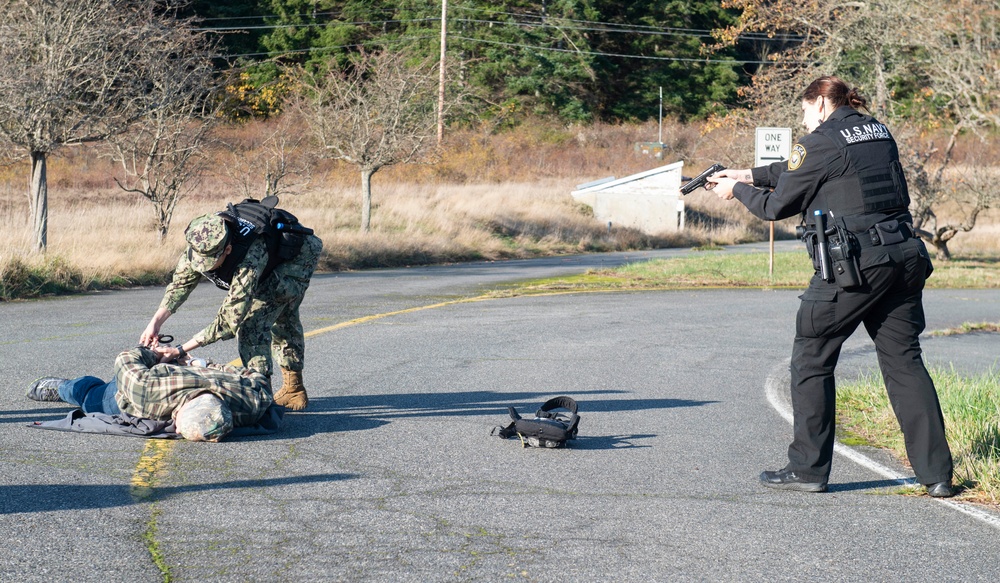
xmin=159 ymin=238 xmax=270 ymax=347
xmin=114 ymin=347 xmax=272 ymax=427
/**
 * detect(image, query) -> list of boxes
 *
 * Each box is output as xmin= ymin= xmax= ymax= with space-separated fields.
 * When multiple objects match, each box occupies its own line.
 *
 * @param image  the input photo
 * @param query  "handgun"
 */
xmin=680 ymin=163 xmax=726 ymax=195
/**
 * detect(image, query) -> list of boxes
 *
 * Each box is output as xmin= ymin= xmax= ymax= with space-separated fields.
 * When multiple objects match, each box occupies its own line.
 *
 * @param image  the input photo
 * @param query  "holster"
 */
xmin=799 ymin=223 xmax=862 ymax=290
xmin=828 ymin=227 xmax=862 ymax=289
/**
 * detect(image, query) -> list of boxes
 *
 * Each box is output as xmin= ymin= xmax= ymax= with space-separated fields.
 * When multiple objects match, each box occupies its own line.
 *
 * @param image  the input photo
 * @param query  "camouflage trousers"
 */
xmin=238 ymin=235 xmax=323 ymax=377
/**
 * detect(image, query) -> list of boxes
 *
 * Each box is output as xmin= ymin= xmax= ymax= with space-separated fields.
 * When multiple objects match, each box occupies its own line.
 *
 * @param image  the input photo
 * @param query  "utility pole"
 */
xmin=658 ymin=86 xmax=663 ymax=145
xmin=437 ymin=0 xmax=447 ymax=144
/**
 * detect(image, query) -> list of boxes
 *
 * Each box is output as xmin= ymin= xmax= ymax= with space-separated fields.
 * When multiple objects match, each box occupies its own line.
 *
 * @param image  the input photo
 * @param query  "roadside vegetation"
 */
xmin=839 ymin=368 xmax=1000 ymax=505
xmin=4 ymin=116 xmax=1000 ymax=302
xmin=0 ymin=118 xmax=779 ymax=301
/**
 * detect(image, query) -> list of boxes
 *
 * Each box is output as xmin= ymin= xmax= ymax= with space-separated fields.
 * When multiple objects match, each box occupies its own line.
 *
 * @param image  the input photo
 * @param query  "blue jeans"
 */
xmin=57 ymin=376 xmax=121 ymax=415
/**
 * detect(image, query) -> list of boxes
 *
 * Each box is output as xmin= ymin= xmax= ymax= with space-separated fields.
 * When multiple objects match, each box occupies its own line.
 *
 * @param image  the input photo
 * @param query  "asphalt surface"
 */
xmin=2 ymin=241 xmax=1000 ymax=582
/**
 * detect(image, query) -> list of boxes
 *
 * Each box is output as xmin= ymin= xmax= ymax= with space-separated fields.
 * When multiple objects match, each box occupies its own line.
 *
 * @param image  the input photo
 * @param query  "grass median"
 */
xmin=493 ymin=248 xmax=1000 ymax=503
xmin=489 ymin=249 xmax=1000 ymax=295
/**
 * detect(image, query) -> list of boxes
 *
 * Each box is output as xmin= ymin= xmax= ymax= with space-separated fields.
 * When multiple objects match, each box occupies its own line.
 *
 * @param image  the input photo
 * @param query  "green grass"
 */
xmin=930 ymin=321 xmax=1000 ymax=336
xmin=7 ymin=246 xmax=1000 ymax=303
xmin=143 ymin=505 xmax=173 ymax=583
xmin=837 ymin=366 xmax=1000 ymax=503
xmin=489 ymin=251 xmax=1000 ymax=296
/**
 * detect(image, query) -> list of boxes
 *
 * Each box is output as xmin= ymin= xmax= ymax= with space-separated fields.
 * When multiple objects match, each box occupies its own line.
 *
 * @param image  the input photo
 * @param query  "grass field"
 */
xmin=0 ymin=119 xmax=788 ymax=300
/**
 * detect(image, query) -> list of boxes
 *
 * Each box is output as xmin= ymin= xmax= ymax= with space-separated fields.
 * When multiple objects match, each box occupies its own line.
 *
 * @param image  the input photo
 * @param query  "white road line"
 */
xmin=765 ymin=358 xmax=1000 ymax=531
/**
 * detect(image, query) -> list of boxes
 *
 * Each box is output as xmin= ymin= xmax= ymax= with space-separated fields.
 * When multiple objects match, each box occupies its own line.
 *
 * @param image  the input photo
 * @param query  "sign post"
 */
xmin=755 ymin=127 xmax=792 ymax=277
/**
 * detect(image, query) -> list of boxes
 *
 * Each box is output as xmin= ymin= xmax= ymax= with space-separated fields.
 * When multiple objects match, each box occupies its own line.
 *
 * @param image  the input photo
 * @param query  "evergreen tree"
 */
xmin=186 ymin=0 xmax=748 ymax=123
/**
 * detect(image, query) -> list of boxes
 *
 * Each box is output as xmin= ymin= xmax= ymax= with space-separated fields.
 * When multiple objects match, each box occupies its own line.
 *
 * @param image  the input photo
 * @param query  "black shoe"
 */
xmin=760 ymin=468 xmax=827 ymax=493
xmin=926 ymin=481 xmax=954 ymax=498
xmin=26 ymin=377 xmax=67 ymax=402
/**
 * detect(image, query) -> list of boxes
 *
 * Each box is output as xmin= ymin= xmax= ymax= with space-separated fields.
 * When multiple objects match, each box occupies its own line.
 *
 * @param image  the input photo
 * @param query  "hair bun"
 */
xmin=847 ymin=88 xmax=868 ymax=110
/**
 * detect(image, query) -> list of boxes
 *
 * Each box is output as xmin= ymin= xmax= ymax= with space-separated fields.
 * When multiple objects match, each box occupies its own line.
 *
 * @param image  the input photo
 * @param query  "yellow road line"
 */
xmin=227 ymin=296 xmax=492 ymax=366
xmin=304 ymin=296 xmax=491 ymax=338
xmin=131 ymin=438 xmax=173 ymax=501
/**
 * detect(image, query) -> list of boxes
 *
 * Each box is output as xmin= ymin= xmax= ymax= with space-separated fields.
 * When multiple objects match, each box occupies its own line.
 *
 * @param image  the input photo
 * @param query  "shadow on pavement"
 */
xmin=0 ymin=473 xmax=356 ymax=514
xmin=265 ymin=389 xmax=717 ymax=440
xmin=308 ymin=389 xmax=717 ymax=419
xmin=827 ymin=479 xmax=913 ymax=493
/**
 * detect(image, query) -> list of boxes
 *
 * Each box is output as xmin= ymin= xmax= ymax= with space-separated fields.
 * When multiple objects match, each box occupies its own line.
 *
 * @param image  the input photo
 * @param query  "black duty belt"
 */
xmin=857 ymin=220 xmax=912 ymax=248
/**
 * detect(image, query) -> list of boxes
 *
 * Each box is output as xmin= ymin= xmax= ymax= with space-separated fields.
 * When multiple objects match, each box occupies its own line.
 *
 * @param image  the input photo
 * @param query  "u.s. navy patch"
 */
xmin=788 ymin=143 xmax=806 ymax=170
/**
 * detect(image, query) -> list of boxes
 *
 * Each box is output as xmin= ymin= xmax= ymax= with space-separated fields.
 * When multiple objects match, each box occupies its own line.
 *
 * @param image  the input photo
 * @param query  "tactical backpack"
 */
xmin=495 ymin=396 xmax=580 ymax=448
xmin=205 ymin=195 xmax=314 ymax=289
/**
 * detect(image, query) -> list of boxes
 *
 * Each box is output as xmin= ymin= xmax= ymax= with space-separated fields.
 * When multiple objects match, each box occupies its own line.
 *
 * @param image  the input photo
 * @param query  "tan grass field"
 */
xmin=1 ymin=119 xmax=998 ymax=299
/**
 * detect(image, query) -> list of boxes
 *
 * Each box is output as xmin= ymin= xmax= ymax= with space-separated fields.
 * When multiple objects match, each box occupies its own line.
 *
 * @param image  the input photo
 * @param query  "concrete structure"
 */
xmin=570 ymin=161 xmax=685 ymax=235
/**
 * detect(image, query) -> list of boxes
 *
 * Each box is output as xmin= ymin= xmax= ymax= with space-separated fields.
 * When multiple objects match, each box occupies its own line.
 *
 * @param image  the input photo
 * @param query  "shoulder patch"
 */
xmin=788 ymin=143 xmax=806 ymax=170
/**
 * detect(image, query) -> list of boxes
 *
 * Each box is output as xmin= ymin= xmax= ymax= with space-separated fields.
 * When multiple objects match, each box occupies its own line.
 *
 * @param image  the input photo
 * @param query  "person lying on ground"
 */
xmin=27 ymin=346 xmax=273 ymax=442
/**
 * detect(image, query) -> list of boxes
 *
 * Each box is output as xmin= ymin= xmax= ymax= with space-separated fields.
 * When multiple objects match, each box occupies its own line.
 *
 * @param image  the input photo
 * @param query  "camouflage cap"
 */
xmin=184 ymin=214 xmax=229 ymax=272
xmin=174 ymin=393 xmax=233 ymax=442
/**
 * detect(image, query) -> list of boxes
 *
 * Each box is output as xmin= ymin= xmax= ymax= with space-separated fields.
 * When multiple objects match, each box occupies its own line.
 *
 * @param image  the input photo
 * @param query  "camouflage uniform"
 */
xmin=114 ymin=347 xmax=272 ymax=428
xmin=159 ymin=215 xmax=323 ymax=377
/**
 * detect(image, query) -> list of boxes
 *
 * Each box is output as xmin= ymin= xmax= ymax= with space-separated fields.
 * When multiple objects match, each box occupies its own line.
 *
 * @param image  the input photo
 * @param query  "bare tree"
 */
xmin=292 ymin=51 xmax=443 ymax=232
xmin=221 ymin=114 xmax=313 ymax=202
xmin=718 ymin=0 xmax=919 ymax=126
xmin=104 ymin=23 xmax=222 ymax=241
xmin=0 ymin=0 xmax=198 ymax=252
xmin=901 ymin=135 xmax=1000 ymax=259
xmin=898 ymin=0 xmax=1000 ymax=258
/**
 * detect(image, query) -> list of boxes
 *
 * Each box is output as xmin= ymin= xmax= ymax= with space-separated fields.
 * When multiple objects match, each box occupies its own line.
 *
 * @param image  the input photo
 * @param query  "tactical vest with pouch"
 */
xmin=204 ymin=196 xmax=313 ymax=290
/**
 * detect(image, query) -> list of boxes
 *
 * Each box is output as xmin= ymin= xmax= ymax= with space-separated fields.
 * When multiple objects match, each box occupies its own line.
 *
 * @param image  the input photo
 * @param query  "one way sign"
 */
xmin=755 ymin=127 xmax=792 ymax=167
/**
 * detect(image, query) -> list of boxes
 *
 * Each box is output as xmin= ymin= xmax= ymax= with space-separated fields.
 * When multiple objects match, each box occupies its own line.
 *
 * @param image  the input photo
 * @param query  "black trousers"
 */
xmin=786 ymin=237 xmax=953 ymax=485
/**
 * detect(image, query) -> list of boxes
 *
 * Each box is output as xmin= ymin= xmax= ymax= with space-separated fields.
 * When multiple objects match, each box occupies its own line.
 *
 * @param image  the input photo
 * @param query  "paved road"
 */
xmin=3 ymin=243 xmax=1000 ymax=582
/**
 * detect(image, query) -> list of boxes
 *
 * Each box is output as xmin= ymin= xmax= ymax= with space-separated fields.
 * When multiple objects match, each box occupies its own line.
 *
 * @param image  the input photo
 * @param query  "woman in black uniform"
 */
xmin=710 ymin=76 xmax=954 ymax=497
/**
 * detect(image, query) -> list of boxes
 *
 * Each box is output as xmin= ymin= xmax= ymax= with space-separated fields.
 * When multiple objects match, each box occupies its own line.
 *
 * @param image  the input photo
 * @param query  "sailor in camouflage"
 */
xmin=141 ymin=206 xmax=323 ymax=411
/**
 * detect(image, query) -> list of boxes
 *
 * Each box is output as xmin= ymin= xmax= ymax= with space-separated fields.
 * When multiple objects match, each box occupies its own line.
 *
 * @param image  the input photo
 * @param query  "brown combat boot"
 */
xmin=273 ymin=368 xmax=308 ymax=411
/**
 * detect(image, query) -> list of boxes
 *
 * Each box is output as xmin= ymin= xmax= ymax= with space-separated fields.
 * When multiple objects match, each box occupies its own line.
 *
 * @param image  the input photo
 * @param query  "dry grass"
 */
xmin=0 ymin=178 xmax=742 ymax=275
xmin=1 ymin=118 xmax=997 ymax=300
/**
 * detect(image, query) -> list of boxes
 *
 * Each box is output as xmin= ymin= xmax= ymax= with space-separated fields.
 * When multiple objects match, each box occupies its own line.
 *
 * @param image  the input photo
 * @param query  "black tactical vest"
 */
xmin=203 ymin=199 xmax=283 ymax=290
xmin=810 ymin=112 xmax=910 ymax=230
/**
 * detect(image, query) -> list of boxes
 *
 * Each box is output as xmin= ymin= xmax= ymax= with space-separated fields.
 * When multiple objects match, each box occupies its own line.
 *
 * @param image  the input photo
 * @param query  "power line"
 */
xmin=449 ymin=35 xmax=813 ymax=66
xmin=191 ymin=9 xmax=800 ymax=44
xmin=194 ymin=8 xmax=398 ymax=23
xmin=450 ymin=5 xmax=804 ymax=42
xmin=194 ymin=18 xmax=437 ymax=33
xmin=220 ymin=36 xmax=438 ymax=61
xmin=193 ymin=8 xmax=803 ymax=63
xmin=452 ymin=17 xmax=718 ymax=39
xmin=216 ymin=31 xmax=800 ymax=67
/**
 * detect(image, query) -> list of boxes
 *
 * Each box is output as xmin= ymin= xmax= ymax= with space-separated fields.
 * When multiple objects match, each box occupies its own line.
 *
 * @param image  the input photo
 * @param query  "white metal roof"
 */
xmin=571 ymin=161 xmax=683 ymax=194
